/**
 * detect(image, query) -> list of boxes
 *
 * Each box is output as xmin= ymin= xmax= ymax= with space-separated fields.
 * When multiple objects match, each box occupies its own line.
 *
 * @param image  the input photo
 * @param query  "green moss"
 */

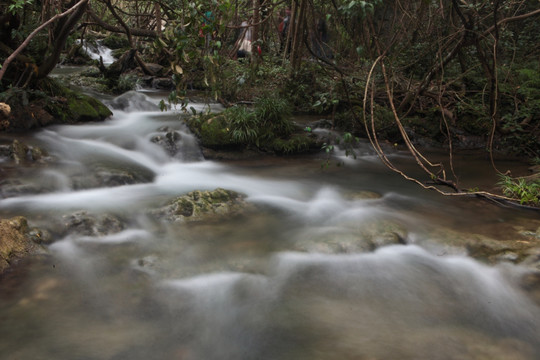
xmin=44 ymin=82 xmax=112 ymax=123
xmin=174 ymin=198 xmax=195 ymax=217
xmin=68 ymin=97 xmax=98 ymax=120
xmin=39 ymin=77 xmax=112 ymax=123
xmin=209 ymin=188 xmax=236 ymax=202
xmin=269 ymin=134 xmax=320 ymax=155
xmin=187 ymin=115 xmax=236 ymax=149
xmin=101 ymin=35 xmax=130 ymax=49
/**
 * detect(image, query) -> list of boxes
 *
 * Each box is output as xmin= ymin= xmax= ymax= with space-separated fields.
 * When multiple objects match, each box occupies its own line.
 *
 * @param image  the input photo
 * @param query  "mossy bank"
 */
xmin=186 ymin=95 xmax=323 ymax=158
xmin=0 ymin=77 xmax=111 ymax=132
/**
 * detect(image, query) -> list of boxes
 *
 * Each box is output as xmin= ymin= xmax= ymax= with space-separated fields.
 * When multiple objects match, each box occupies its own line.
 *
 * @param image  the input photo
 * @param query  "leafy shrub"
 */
xmin=226 ymin=106 xmax=259 ymax=144
xmin=101 ymin=35 xmax=130 ymax=50
xmin=498 ymin=174 xmax=540 ymax=205
xmin=254 ymin=95 xmax=294 ymax=137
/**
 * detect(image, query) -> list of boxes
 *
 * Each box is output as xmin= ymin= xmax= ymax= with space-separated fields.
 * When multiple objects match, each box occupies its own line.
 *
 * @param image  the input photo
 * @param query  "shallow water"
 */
xmin=0 ymin=90 xmax=539 ymax=360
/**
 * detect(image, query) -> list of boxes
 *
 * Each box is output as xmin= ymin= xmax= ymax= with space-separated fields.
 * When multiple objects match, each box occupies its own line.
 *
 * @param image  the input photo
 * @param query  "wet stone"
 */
xmin=149 ymin=188 xmax=252 ymax=223
xmin=62 ymin=211 xmax=125 ymax=237
xmin=151 ymin=130 xmax=181 ymax=156
xmin=0 ymin=216 xmax=42 ymax=274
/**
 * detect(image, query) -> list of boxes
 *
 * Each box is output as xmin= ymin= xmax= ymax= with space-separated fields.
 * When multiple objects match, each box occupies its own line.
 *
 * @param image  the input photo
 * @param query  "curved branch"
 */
xmin=86 ymin=9 xmax=157 ymax=38
xmin=482 ymin=8 xmax=540 ymax=37
xmin=362 ymin=57 xmax=535 ymax=210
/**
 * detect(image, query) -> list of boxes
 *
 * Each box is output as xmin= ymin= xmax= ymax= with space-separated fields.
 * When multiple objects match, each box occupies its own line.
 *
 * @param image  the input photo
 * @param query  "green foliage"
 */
xmin=226 ymin=106 xmax=258 ymax=144
xmin=113 ymin=74 xmax=138 ymax=94
xmin=186 ymin=92 xmax=321 ymax=155
xmin=338 ymin=0 xmax=383 ymax=19
xmin=254 ymin=94 xmax=294 ymax=137
xmin=101 ymin=35 xmax=130 ymax=50
xmin=271 ymin=135 xmax=315 ymax=155
xmin=498 ymin=174 xmax=540 ymax=205
xmin=340 ymin=132 xmax=361 ymax=159
xmin=313 ymin=91 xmax=339 ymax=114
xmin=495 ymin=64 xmax=540 ymax=156
xmin=283 ymin=62 xmax=337 ymax=113
xmin=7 ymin=0 xmax=33 ymax=15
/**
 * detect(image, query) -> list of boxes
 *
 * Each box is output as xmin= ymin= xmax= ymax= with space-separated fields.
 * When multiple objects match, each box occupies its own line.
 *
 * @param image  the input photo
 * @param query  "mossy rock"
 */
xmin=186 ymin=115 xmax=236 ymax=150
xmin=65 ymin=93 xmax=112 ymax=123
xmin=44 ymin=79 xmax=112 ymax=123
xmin=0 ymin=78 xmax=111 ymax=131
xmin=149 ymin=188 xmax=253 ymax=223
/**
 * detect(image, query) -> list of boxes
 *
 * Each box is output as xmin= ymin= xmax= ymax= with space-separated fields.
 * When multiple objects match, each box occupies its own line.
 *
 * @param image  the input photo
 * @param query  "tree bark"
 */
xmin=38 ymin=0 xmax=90 ymax=79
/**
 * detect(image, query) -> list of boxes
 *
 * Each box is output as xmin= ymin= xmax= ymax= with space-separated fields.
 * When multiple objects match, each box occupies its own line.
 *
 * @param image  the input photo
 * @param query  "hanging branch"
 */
xmin=361 ymin=56 xmax=533 ymax=209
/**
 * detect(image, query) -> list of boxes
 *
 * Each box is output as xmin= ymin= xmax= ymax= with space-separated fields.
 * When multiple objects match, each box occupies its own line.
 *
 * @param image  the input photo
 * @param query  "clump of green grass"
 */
xmin=498 ymin=174 xmax=540 ymax=205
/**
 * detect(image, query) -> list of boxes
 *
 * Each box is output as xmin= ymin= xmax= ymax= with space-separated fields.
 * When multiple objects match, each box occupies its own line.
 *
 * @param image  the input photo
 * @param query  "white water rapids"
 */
xmin=0 ymin=90 xmax=539 ymax=360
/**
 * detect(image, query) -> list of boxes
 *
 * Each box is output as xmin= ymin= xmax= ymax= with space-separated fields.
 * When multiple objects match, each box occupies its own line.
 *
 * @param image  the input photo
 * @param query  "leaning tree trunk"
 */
xmin=37 ymin=0 xmax=89 ymax=79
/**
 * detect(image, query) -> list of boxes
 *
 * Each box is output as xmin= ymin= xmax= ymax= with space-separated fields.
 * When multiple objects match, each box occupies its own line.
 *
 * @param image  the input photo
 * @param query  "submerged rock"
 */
xmin=149 ymin=188 xmax=252 ymax=223
xmin=293 ymin=219 xmax=408 ymax=254
xmin=151 ymin=130 xmax=181 ymax=156
xmin=61 ymin=211 xmax=125 ymax=237
xmin=107 ymin=91 xmax=158 ymax=111
xmin=422 ymin=223 xmax=540 ymax=268
xmin=0 ymin=140 xmax=49 ymax=164
xmin=0 ymin=216 xmax=46 ymax=274
xmin=0 ymin=179 xmax=48 ymax=198
xmin=151 ymin=77 xmax=174 ymax=90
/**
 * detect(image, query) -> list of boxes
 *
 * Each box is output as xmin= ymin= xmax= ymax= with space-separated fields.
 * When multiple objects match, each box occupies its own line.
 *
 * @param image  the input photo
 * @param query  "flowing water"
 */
xmin=0 ymin=88 xmax=539 ymax=359
xmin=77 ymin=39 xmax=116 ymax=65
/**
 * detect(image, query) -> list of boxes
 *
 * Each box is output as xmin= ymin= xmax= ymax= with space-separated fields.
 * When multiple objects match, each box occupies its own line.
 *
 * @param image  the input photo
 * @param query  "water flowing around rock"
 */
xmin=0 ymin=89 xmax=539 ymax=360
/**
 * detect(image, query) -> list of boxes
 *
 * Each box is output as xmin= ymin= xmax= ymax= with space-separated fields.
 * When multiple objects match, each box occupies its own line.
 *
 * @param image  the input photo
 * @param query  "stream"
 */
xmin=0 ymin=79 xmax=539 ymax=359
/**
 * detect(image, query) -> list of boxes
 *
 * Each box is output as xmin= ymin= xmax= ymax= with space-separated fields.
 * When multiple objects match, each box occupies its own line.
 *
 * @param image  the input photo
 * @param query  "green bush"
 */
xmin=498 ymin=174 xmax=540 ymax=205
xmin=226 ymin=106 xmax=259 ymax=144
xmin=254 ymin=95 xmax=294 ymax=137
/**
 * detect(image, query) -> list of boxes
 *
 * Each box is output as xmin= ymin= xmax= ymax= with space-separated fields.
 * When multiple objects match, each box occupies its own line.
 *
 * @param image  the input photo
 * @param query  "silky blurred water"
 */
xmin=0 ymin=90 xmax=538 ymax=360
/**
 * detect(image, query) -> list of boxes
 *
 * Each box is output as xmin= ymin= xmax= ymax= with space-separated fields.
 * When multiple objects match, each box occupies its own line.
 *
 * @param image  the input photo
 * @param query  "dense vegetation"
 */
xmin=0 ymin=0 xmax=539 ymax=205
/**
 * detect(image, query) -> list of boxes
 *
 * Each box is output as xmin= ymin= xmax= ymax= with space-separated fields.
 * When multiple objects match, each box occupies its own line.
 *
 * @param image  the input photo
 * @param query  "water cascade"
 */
xmin=0 ymin=90 xmax=538 ymax=360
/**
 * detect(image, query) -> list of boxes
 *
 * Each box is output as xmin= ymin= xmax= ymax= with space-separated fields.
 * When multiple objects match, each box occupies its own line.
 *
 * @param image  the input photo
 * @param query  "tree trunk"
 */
xmin=155 ymin=3 xmax=162 ymax=38
xmin=290 ymin=0 xmax=307 ymax=73
xmin=252 ymin=0 xmax=260 ymax=60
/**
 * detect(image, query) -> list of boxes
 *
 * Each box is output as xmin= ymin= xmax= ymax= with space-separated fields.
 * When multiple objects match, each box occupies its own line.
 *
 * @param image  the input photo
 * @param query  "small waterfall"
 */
xmin=77 ymin=39 xmax=115 ymax=65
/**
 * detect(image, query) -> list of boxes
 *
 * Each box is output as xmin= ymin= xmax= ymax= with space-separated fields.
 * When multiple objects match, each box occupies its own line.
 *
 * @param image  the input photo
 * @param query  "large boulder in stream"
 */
xmin=0 ymin=217 xmax=49 ymax=274
xmin=149 ymin=188 xmax=253 ymax=223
